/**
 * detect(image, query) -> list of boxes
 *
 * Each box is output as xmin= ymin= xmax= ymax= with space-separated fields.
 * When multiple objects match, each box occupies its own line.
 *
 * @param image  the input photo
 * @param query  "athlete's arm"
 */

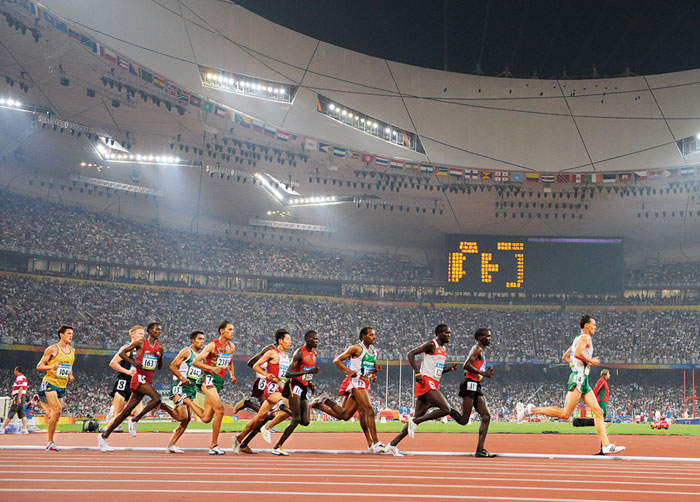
xmin=36 ymin=345 xmax=59 ymax=372
xmin=464 ymin=345 xmax=494 ymax=378
xmin=333 ymin=345 xmax=361 ymax=377
xmin=284 ymin=349 xmax=319 ymax=379
xmin=252 ymin=349 xmax=277 ymax=381
xmin=228 ymin=344 xmax=237 ymax=384
xmin=156 ymin=343 xmax=164 ymax=370
xmin=408 ymin=340 xmax=433 ymax=382
xmin=247 ymin=344 xmax=275 ymax=368
xmin=169 ymin=348 xmax=191 ymax=384
xmin=573 ymin=334 xmax=599 ymax=366
xmin=119 ymin=339 xmax=144 ymax=369
xmin=193 ymin=342 xmax=217 ymax=372
xmin=109 ymin=345 xmax=135 ymax=376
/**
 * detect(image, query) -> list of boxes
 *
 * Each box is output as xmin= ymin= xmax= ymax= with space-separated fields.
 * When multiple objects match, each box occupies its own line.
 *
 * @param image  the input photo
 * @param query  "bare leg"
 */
xmin=450 ymin=395 xmax=474 ymax=426
xmin=531 ymin=390 xmax=580 ymax=419
xmin=274 ymin=397 xmax=303 ymax=449
xmin=352 ymin=389 xmax=378 ymax=445
xmin=389 ymin=397 xmax=431 ymax=447
xmin=167 ymin=407 xmax=190 ymax=448
xmin=266 ymin=409 xmax=290 ymax=430
xmin=108 ymin=393 xmax=126 ymax=428
xmin=101 ymin=392 xmax=143 ymax=439
xmin=314 ymin=395 xmax=359 ymax=421
xmin=130 ymin=384 xmax=174 ymax=422
xmin=412 ymin=390 xmax=451 ymax=424
xmin=199 ymin=385 xmax=224 ymax=448
xmin=473 ymin=395 xmax=491 ymax=451
xmin=44 ymin=392 xmax=63 ymax=444
xmin=582 ymin=391 xmax=610 ymax=447
xmin=237 ymin=397 xmax=275 ymax=444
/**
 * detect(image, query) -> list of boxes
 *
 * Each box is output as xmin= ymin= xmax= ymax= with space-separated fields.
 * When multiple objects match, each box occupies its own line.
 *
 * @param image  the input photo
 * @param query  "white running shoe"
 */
xmin=46 ymin=442 xmax=60 ymax=452
xmin=231 ymin=398 xmax=247 ymax=414
xmin=270 ymin=447 xmax=289 ymax=456
xmin=382 ymin=444 xmax=404 ymax=457
xmin=21 ymin=428 xmax=29 ymax=434
xmin=208 ymin=445 xmax=225 ymax=455
xmin=369 ymin=442 xmax=385 ymax=454
xmin=310 ymin=391 xmax=330 ymax=408
xmin=232 ymin=437 xmax=241 ymax=454
xmin=407 ymin=417 xmax=417 ymax=438
xmin=127 ymin=418 xmax=138 ymax=437
xmin=166 ymin=445 xmax=185 ymax=454
xmin=601 ymin=443 xmax=626 ymax=455
xmin=525 ymin=403 xmax=535 ymax=416
xmin=98 ymin=435 xmax=115 ymax=452
xmin=516 ymin=402 xmax=525 ymax=423
xmin=260 ymin=425 xmax=272 ymax=444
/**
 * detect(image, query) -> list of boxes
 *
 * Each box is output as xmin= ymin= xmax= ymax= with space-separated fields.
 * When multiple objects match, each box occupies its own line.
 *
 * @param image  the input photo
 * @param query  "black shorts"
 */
xmin=8 ymin=396 xmax=26 ymax=419
xmin=458 ymin=379 xmax=483 ymax=399
xmin=110 ymin=377 xmax=131 ymax=400
xmin=282 ymin=379 xmax=309 ymax=401
xmin=251 ymin=376 xmax=266 ymax=399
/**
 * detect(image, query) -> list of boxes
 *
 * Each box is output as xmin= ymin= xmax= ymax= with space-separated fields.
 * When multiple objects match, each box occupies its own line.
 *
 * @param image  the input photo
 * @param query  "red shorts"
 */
xmin=338 ymin=375 xmax=370 ymax=396
xmin=414 ymin=375 xmax=440 ymax=397
xmin=264 ymin=380 xmax=283 ymax=400
xmin=130 ymin=370 xmax=154 ymax=392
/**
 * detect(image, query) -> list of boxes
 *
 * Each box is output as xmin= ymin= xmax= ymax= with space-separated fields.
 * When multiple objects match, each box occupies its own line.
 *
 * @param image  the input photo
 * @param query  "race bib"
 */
xmin=466 ymin=381 xmax=478 ymax=392
xmin=292 ymin=384 xmax=303 ymax=397
xmin=434 ymin=362 xmax=444 ymax=381
xmin=204 ymin=375 xmax=214 ymax=387
xmin=137 ymin=374 xmax=146 ymax=384
xmin=267 ymin=382 xmax=280 ymax=394
xmin=56 ymin=363 xmax=72 ymax=378
xmin=361 ymin=362 xmax=375 ymax=376
xmin=142 ymin=354 xmax=158 ymax=370
xmin=186 ymin=366 xmax=202 ymax=379
xmin=354 ymin=377 xmax=367 ymax=389
xmin=257 ymin=378 xmax=267 ymax=390
xmin=172 ymin=383 xmax=183 ymax=396
xmin=39 ymin=381 xmax=48 ymax=392
xmin=215 ymin=353 xmax=232 ymax=368
xmin=429 ymin=380 xmax=436 ymax=390
xmin=279 ymin=361 xmax=290 ymax=378
xmin=302 ymin=366 xmax=315 ymax=381
xmin=116 ymin=379 xmax=127 ymax=391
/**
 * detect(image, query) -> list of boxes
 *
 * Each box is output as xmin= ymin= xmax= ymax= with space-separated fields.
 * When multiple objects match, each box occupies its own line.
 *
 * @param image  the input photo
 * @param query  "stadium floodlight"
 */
xmin=248 ymin=219 xmax=333 ymax=234
xmin=199 ymin=66 xmax=297 ymax=104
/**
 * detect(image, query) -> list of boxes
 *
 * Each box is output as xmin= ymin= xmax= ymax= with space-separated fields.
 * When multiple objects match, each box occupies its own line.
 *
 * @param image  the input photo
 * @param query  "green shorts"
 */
xmin=170 ymin=379 xmax=198 ymax=401
xmin=197 ymin=372 xmax=224 ymax=393
xmin=567 ymin=371 xmax=592 ymax=395
xmin=38 ymin=381 xmax=66 ymax=399
xmin=599 ymin=401 xmax=608 ymax=418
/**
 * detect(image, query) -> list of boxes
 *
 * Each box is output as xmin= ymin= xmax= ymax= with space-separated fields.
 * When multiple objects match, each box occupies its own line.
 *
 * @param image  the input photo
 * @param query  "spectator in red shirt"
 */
xmin=593 ymin=369 xmax=611 ymax=419
xmin=1 ymin=367 xmax=29 ymax=434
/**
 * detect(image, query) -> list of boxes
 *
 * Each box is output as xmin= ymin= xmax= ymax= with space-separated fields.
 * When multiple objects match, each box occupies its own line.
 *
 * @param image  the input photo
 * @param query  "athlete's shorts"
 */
xmin=38 ymin=381 xmax=66 ymax=399
xmin=415 ymin=375 xmax=440 ymax=397
xmin=264 ymin=380 xmax=284 ymax=400
xmin=567 ymin=371 xmax=592 ymax=395
xmin=110 ymin=378 xmax=131 ymax=400
xmin=130 ymin=371 xmax=155 ymax=392
xmin=458 ymin=379 xmax=483 ymax=399
xmin=599 ymin=401 xmax=608 ymax=418
xmin=251 ymin=376 xmax=266 ymax=399
xmin=198 ymin=372 xmax=224 ymax=393
xmin=170 ymin=379 xmax=198 ymax=401
xmin=8 ymin=396 xmax=26 ymax=419
xmin=339 ymin=375 xmax=371 ymax=396
xmin=282 ymin=379 xmax=309 ymax=401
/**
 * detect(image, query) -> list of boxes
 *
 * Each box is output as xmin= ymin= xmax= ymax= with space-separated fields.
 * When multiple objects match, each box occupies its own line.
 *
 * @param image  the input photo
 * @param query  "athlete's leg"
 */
xmin=101 ymin=391 xmax=143 ymax=439
xmin=412 ymin=389 xmax=452 ymax=424
xmin=44 ymin=391 xmax=62 ymax=444
xmin=273 ymin=396 xmax=302 ymax=449
xmin=198 ymin=384 xmax=224 ymax=447
xmin=130 ymin=384 xmax=175 ymax=422
xmin=531 ymin=389 xmax=580 ymax=419
xmin=266 ymin=409 xmax=290 ymax=430
xmin=108 ymin=392 xmax=125 ymax=427
xmin=167 ymin=406 xmax=190 ymax=448
xmin=473 ymin=395 xmax=491 ymax=451
xmin=450 ymin=395 xmax=474 ymax=425
xmin=314 ymin=394 xmax=359 ymax=421
xmin=352 ymin=389 xmax=378 ymax=445
xmin=237 ymin=397 xmax=275 ymax=444
xmin=389 ymin=396 xmax=431 ymax=447
xmin=582 ymin=391 xmax=611 ymax=447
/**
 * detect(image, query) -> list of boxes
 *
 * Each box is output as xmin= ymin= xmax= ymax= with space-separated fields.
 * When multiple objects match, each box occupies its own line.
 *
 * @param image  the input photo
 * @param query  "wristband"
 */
xmin=415 ymin=372 xmax=421 ymax=376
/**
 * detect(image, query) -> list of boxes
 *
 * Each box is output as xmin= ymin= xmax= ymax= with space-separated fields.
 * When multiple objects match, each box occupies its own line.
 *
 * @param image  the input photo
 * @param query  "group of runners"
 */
xmin=28 ymin=314 xmax=625 ymax=456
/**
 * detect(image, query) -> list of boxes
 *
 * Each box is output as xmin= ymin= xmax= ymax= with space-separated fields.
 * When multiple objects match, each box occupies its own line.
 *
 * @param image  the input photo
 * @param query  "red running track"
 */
xmin=2 ymin=432 xmax=700 ymax=501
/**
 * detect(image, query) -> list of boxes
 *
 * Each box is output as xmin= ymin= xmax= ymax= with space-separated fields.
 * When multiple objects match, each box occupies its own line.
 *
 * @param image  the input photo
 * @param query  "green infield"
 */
xmin=45 ymin=420 xmax=700 ymax=435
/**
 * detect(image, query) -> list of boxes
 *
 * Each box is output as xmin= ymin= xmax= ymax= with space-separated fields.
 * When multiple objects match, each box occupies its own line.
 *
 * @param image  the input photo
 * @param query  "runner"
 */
xmin=311 ymin=327 xmax=383 ymax=452
xmin=165 ymin=330 xmax=206 ymax=453
xmin=383 ymin=324 xmax=459 ymax=457
xmin=1 ymin=366 xmax=29 ymax=434
xmin=517 ymin=314 xmax=626 ymax=455
xmin=230 ymin=341 xmax=276 ymax=416
xmin=455 ymin=328 xmax=496 ymax=457
xmin=105 ymin=325 xmax=144 ymax=428
xmin=263 ymin=330 xmax=320 ymax=454
xmin=233 ymin=329 xmax=292 ymax=455
xmin=98 ymin=322 xmax=178 ymax=452
xmin=36 ymin=325 xmax=75 ymax=451
xmin=193 ymin=321 xmax=237 ymax=455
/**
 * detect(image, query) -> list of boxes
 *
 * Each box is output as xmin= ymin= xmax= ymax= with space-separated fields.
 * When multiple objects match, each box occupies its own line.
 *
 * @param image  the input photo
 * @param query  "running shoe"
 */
xmin=21 ymin=429 xmax=29 ymax=435
xmin=475 ymin=449 xmax=497 ymax=458
xmin=166 ymin=445 xmax=185 ymax=454
xmin=46 ymin=442 xmax=61 ymax=452
xmin=310 ymin=391 xmax=330 ymax=408
xmin=231 ymin=398 xmax=247 ymax=414
xmin=407 ymin=416 xmax=417 ymax=438
xmin=369 ymin=442 xmax=385 ymax=454
xmin=260 ymin=425 xmax=272 ymax=444
xmin=240 ymin=445 xmax=257 ymax=454
xmin=269 ymin=400 xmax=283 ymax=413
xmin=127 ymin=417 xmax=138 ymax=437
xmin=516 ymin=402 xmax=525 ymax=423
xmin=97 ymin=435 xmax=114 ymax=452
xmin=208 ymin=444 xmax=226 ymax=455
xmin=382 ymin=444 xmax=404 ymax=457
xmin=525 ymin=403 xmax=535 ymax=416
xmin=270 ymin=447 xmax=289 ymax=456
xmin=0 ymin=428 xmax=4 ymax=435
xmin=232 ymin=436 xmax=241 ymax=454
xmin=601 ymin=443 xmax=626 ymax=455
xmin=31 ymin=394 xmax=40 ymax=406
xmin=174 ymin=395 xmax=186 ymax=407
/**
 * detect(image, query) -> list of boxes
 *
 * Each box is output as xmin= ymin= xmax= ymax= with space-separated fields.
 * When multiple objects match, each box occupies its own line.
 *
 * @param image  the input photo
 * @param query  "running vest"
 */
xmin=175 ymin=347 xmax=202 ymax=382
xmin=466 ymin=357 xmax=486 ymax=382
xmin=116 ymin=345 xmax=136 ymax=381
xmin=570 ymin=333 xmax=593 ymax=375
xmin=135 ymin=339 xmax=161 ymax=373
xmin=204 ymin=339 xmax=234 ymax=378
xmin=348 ymin=344 xmax=377 ymax=379
xmin=292 ymin=345 xmax=317 ymax=386
xmin=420 ymin=340 xmax=447 ymax=381
xmin=43 ymin=343 xmax=75 ymax=389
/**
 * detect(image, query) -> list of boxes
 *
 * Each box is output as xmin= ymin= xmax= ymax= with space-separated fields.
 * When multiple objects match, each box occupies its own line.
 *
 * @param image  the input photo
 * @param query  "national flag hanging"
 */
xmin=264 ymin=126 xmax=276 ymax=138
xmin=665 ymin=168 xmax=678 ymax=178
xmin=648 ymin=170 xmax=663 ymax=179
xmin=480 ymin=171 xmax=493 ymax=180
xmin=165 ymin=81 xmax=177 ymax=96
xmin=525 ymin=173 xmax=540 ymax=182
xmin=290 ymin=134 xmax=304 ymax=146
xmin=117 ymin=56 xmax=130 ymax=71
xmin=348 ymin=150 xmax=360 ymax=159
xmin=319 ymin=142 xmax=331 ymax=153
xmin=237 ymin=115 xmax=251 ymax=128
xmin=390 ymin=159 xmax=404 ymax=169
xmin=634 ymin=171 xmax=648 ymax=181
xmin=189 ymin=94 xmax=202 ymax=107
xmin=334 ymin=146 xmax=346 ymax=158
xmin=277 ymin=130 xmax=290 ymax=142
xmin=510 ymin=172 xmax=524 ymax=183
xmin=465 ymin=169 xmax=479 ymax=179
xmin=557 ymin=174 xmax=570 ymax=183
xmin=602 ymin=173 xmax=617 ymax=183
xmin=540 ymin=174 xmax=555 ymax=183
xmin=80 ymin=34 xmax=96 ymax=52
xmin=586 ymin=173 xmax=601 ymax=183
xmin=129 ymin=62 xmax=140 ymax=77
xmin=68 ymin=29 xmax=80 ymax=41
xmin=305 ymin=138 xmax=318 ymax=151
xmin=214 ymin=105 xmax=226 ymax=118
xmin=140 ymin=68 xmax=153 ymax=84
xmin=618 ymin=173 xmax=632 ymax=182
xmin=404 ymin=162 xmax=419 ymax=172
xmin=435 ymin=166 xmax=449 ymax=176
xmin=449 ymin=167 xmax=464 ymax=177
xmin=361 ymin=153 xmax=374 ymax=164
xmin=420 ymin=164 xmax=434 ymax=173
xmin=153 ymin=75 xmax=165 ymax=89
xmin=202 ymin=100 xmax=214 ymax=113
xmin=101 ymin=47 xmax=117 ymax=64
xmin=573 ymin=174 xmax=585 ymax=183
xmin=375 ymin=156 xmax=389 ymax=167
xmin=495 ymin=171 xmax=510 ymax=182
xmin=681 ymin=167 xmax=694 ymax=176
xmin=252 ymin=120 xmax=264 ymax=133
